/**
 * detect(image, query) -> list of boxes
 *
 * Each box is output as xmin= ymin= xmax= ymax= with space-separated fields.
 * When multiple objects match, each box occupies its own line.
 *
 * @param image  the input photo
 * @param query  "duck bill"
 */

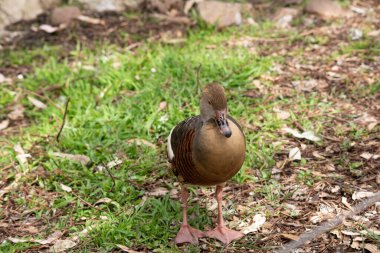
xmin=215 ymin=110 xmax=232 ymax=138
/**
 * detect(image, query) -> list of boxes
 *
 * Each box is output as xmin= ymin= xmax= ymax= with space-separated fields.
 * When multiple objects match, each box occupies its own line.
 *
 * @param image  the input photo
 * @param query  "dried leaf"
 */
xmin=127 ymin=139 xmax=156 ymax=148
xmin=39 ymin=24 xmax=61 ymax=33
xmin=360 ymin=152 xmax=379 ymax=160
xmin=352 ymin=191 xmax=375 ymax=200
xmin=342 ymin=197 xmax=353 ymax=210
xmin=116 ymin=244 xmax=142 ymax=253
xmin=8 ymin=104 xmax=24 ymax=120
xmin=49 ymin=239 xmax=77 ymax=252
xmin=312 ymin=151 xmax=325 ymax=159
xmin=274 ymin=108 xmax=291 ymax=120
xmin=0 ymin=119 xmax=10 ymax=131
xmin=281 ymin=233 xmax=299 ymax=241
xmin=94 ymin=197 xmax=120 ymax=208
xmin=7 ymin=237 xmax=29 ymax=243
xmin=289 ymin=147 xmax=301 ymax=161
xmin=241 ymin=213 xmax=266 ymax=234
xmin=341 ymin=230 xmax=360 ymax=236
xmin=27 ymin=96 xmax=47 ymax=109
xmin=60 ymin=183 xmax=72 ymax=193
xmin=14 ymin=143 xmax=31 ymax=165
xmin=158 ymin=101 xmax=167 ymax=111
xmin=34 ymin=231 xmax=63 ymax=244
xmin=282 ymin=127 xmax=321 ymax=142
xmin=147 ymin=187 xmax=169 ymax=197
xmin=52 ymin=152 xmax=91 ymax=166
xmin=0 ymin=73 xmax=12 ymax=84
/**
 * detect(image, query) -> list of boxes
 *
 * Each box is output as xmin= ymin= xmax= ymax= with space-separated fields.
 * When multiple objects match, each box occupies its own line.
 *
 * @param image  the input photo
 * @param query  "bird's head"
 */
xmin=200 ymin=83 xmax=231 ymax=138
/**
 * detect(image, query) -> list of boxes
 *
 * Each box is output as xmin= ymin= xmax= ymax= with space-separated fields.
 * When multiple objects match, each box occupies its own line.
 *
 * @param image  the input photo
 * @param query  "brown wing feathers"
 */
xmin=170 ymin=116 xmax=204 ymax=184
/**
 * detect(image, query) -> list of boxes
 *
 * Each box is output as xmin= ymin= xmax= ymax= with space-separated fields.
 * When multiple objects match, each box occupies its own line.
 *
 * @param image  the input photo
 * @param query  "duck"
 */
xmin=167 ymin=83 xmax=246 ymax=245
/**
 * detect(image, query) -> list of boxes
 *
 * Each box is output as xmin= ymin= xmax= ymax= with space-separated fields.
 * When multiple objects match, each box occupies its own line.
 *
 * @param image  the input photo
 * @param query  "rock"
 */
xmin=349 ymin=28 xmax=363 ymax=40
xmin=51 ymin=6 xmax=81 ymax=25
xmin=272 ymin=7 xmax=299 ymax=28
xmin=0 ymin=0 xmax=58 ymax=31
xmin=77 ymin=0 xmax=142 ymax=12
xmin=146 ymin=0 xmax=183 ymax=14
xmin=305 ymin=0 xmax=346 ymax=18
xmin=197 ymin=1 xmax=252 ymax=28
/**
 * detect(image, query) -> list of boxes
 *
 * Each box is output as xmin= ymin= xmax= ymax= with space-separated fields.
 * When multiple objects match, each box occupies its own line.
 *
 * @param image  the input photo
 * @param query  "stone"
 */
xmin=197 ymin=1 xmax=252 ymax=28
xmin=0 ymin=0 xmax=58 ymax=31
xmin=305 ymin=0 xmax=346 ymax=18
xmin=51 ymin=6 xmax=81 ymax=25
xmin=77 ymin=0 xmax=142 ymax=12
xmin=272 ymin=7 xmax=299 ymax=28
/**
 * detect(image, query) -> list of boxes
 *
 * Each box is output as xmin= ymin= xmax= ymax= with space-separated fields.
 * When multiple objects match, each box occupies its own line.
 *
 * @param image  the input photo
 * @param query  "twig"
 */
xmin=56 ymin=98 xmax=70 ymax=142
xmin=276 ymin=192 xmax=380 ymax=253
xmin=71 ymin=191 xmax=103 ymax=212
xmin=195 ymin=64 xmax=202 ymax=96
xmin=104 ymin=163 xmax=116 ymax=192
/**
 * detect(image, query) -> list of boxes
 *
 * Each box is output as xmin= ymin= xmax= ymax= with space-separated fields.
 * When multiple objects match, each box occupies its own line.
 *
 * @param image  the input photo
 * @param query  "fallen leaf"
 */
xmin=280 ymin=233 xmax=299 ymax=241
xmin=39 ymin=24 xmax=63 ymax=33
xmin=312 ymin=151 xmax=325 ymax=159
xmin=282 ymin=127 xmax=321 ymax=142
xmin=94 ymin=197 xmax=120 ymax=208
xmin=273 ymin=108 xmax=291 ymax=120
xmin=0 ymin=119 xmax=10 ymax=131
xmin=52 ymin=152 xmax=91 ymax=166
xmin=354 ymin=112 xmax=378 ymax=130
xmin=116 ymin=244 xmax=142 ymax=253
xmin=27 ymin=96 xmax=47 ymax=109
xmin=60 ymin=183 xmax=72 ymax=193
xmin=49 ymin=239 xmax=77 ymax=252
xmin=147 ymin=187 xmax=169 ymax=197
xmin=25 ymin=226 xmax=39 ymax=234
xmin=158 ymin=101 xmax=167 ymax=111
xmin=8 ymin=104 xmax=25 ymax=120
xmin=106 ymin=158 xmax=123 ymax=169
xmin=7 ymin=237 xmax=29 ymax=243
xmin=360 ymin=152 xmax=380 ymax=160
xmin=341 ymin=230 xmax=360 ymax=236
xmin=34 ymin=231 xmax=63 ymax=244
xmin=127 ymin=139 xmax=156 ymax=148
xmin=0 ymin=73 xmax=12 ymax=84
xmin=289 ymin=147 xmax=301 ymax=161
xmin=352 ymin=191 xmax=375 ymax=200
xmin=14 ymin=143 xmax=31 ymax=165
xmin=241 ymin=213 xmax=266 ymax=234
xmin=342 ymin=197 xmax=353 ymax=211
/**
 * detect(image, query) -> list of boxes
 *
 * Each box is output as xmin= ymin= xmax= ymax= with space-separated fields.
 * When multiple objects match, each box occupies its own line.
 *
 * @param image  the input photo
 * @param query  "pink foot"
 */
xmin=175 ymin=225 xmax=205 ymax=245
xmin=205 ymin=226 xmax=244 ymax=245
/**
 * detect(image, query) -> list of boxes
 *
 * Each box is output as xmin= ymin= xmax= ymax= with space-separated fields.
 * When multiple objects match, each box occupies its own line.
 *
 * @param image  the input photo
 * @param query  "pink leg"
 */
xmin=205 ymin=185 xmax=244 ymax=244
xmin=175 ymin=185 xmax=204 ymax=245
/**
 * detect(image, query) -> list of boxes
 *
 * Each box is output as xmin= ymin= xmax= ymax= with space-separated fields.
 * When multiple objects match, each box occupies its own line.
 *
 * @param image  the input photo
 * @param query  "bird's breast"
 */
xmin=192 ymin=119 xmax=245 ymax=185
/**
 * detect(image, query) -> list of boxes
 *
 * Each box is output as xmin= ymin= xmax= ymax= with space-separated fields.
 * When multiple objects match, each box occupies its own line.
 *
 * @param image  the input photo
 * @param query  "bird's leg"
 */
xmin=175 ymin=185 xmax=204 ymax=245
xmin=205 ymin=184 xmax=244 ymax=244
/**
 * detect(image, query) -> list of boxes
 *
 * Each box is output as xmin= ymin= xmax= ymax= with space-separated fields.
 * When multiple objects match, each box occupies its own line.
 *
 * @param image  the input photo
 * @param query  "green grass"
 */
xmin=1 ymin=13 xmax=379 ymax=252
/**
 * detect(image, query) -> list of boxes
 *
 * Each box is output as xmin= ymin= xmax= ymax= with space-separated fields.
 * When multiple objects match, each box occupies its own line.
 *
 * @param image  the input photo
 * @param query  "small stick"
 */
xmin=195 ymin=64 xmax=202 ymax=96
xmin=56 ymin=98 xmax=70 ymax=142
xmin=276 ymin=192 xmax=380 ymax=253
xmin=104 ymin=163 xmax=116 ymax=192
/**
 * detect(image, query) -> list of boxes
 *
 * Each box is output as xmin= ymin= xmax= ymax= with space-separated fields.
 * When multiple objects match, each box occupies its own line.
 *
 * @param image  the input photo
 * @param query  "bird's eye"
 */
xmin=208 ymin=100 xmax=212 ymax=105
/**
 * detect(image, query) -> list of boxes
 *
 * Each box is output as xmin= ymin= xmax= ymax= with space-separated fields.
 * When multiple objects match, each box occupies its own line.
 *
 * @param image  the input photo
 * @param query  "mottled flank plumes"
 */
xmin=201 ymin=83 xmax=227 ymax=110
